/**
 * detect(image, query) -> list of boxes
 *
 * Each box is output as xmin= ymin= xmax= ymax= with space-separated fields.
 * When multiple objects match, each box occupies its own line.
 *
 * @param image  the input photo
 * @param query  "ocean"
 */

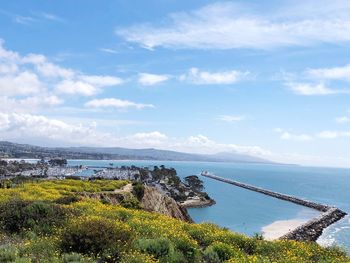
xmin=68 ymin=160 xmax=350 ymax=252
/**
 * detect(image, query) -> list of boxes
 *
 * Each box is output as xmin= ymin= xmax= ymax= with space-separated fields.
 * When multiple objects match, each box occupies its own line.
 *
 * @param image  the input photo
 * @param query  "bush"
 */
xmin=0 ymin=245 xmax=33 ymax=263
xmin=0 ymin=246 xmax=17 ymax=263
xmin=19 ymin=236 xmax=59 ymax=262
xmin=62 ymin=253 xmax=96 ymax=263
xmin=60 ymin=217 xmax=133 ymax=257
xmin=204 ymin=242 xmax=237 ymax=262
xmin=240 ymin=238 xmax=258 ymax=255
xmin=120 ymin=196 xmax=141 ymax=209
xmin=135 ymin=238 xmax=172 ymax=259
xmin=164 ymin=250 xmax=187 ymax=263
xmin=203 ymin=247 xmax=221 ymax=263
xmin=173 ymin=237 xmax=199 ymax=262
xmin=65 ymin=176 xmax=81 ymax=180
xmin=0 ymin=199 xmax=67 ymax=234
xmin=132 ymin=182 xmax=145 ymax=200
xmin=253 ymin=233 xmax=264 ymax=241
xmin=55 ymin=195 xmax=81 ymax=205
xmin=120 ymin=251 xmax=158 ymax=263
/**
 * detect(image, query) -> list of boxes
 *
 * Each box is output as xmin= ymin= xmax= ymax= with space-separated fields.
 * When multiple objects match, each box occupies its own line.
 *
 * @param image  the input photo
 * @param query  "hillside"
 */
xmin=0 ymin=141 xmax=273 ymax=164
xmin=0 ymin=178 xmax=348 ymax=262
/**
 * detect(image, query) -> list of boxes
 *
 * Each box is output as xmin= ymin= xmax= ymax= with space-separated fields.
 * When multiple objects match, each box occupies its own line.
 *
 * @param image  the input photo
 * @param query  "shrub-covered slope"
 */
xmin=0 ymin=179 xmax=348 ymax=263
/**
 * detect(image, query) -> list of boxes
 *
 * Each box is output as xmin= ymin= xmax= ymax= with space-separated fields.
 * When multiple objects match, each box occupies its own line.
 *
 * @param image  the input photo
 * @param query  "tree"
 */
xmin=0 ymin=160 xmax=7 ymax=167
xmin=48 ymin=158 xmax=67 ymax=167
xmin=184 ymin=175 xmax=204 ymax=192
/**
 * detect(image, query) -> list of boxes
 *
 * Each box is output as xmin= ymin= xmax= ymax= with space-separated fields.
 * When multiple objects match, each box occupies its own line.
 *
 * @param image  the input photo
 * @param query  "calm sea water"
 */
xmin=67 ymin=160 xmax=350 ymax=252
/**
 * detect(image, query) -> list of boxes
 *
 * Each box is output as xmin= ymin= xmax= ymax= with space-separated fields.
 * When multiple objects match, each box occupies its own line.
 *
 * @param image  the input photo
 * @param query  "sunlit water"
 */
xmin=67 ymin=160 xmax=350 ymax=252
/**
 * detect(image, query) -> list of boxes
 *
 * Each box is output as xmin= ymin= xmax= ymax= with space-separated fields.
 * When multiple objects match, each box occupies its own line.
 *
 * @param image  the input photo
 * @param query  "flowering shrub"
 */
xmin=60 ymin=216 xmax=133 ymax=257
xmin=0 ymin=179 xmax=347 ymax=262
xmin=135 ymin=238 xmax=172 ymax=259
xmin=0 ymin=199 xmax=67 ymax=234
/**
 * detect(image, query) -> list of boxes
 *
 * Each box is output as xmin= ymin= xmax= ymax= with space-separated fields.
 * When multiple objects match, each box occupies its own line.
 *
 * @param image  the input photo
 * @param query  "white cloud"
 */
xmin=0 ymin=96 xmax=63 ymax=114
xmin=0 ymin=40 xmax=20 ymax=61
xmin=183 ymin=134 xmax=270 ymax=156
xmin=317 ymin=130 xmax=350 ymax=139
xmin=280 ymin=132 xmax=313 ymax=141
xmin=218 ymin=115 xmax=245 ymax=122
xmin=0 ymin=113 xmax=157 ymax=147
xmin=55 ymin=80 xmax=97 ymax=96
xmin=286 ymin=82 xmax=349 ymax=95
xmin=275 ymin=129 xmax=313 ymax=141
xmin=0 ymin=113 xmax=108 ymax=145
xmin=187 ymin=134 xmax=212 ymax=145
xmin=85 ymin=98 xmax=155 ymax=110
xmin=285 ymin=63 xmax=350 ymax=96
xmin=40 ymin=12 xmax=64 ymax=22
xmin=336 ymin=116 xmax=350 ymax=124
xmin=79 ymin=75 xmax=123 ymax=86
xmin=306 ymin=64 xmax=350 ymax=81
xmin=0 ymin=40 xmax=124 ymax=99
xmin=0 ymin=110 xmax=349 ymax=168
xmin=117 ymin=1 xmax=350 ymax=50
xmin=22 ymin=53 xmax=75 ymax=78
xmin=0 ymin=71 xmax=42 ymax=96
xmin=276 ymin=128 xmax=350 ymax=141
xmin=13 ymin=15 xmax=35 ymax=25
xmin=180 ymin=67 xmax=248 ymax=85
xmin=99 ymin=48 xmax=118 ymax=54
xmin=0 ymin=63 xmax=18 ymax=74
xmin=0 ymin=113 xmax=270 ymax=159
xmin=138 ymin=73 xmax=169 ymax=86
xmin=54 ymin=75 xmax=123 ymax=96
xmin=127 ymin=131 xmax=168 ymax=145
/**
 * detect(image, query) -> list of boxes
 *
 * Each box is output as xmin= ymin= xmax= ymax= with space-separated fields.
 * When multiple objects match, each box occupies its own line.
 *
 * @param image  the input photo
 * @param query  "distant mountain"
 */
xmin=0 ymin=141 xmax=274 ymax=164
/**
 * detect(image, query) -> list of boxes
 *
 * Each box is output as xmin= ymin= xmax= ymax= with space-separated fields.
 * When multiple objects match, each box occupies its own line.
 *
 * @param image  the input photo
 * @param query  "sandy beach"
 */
xmin=262 ymin=219 xmax=307 ymax=240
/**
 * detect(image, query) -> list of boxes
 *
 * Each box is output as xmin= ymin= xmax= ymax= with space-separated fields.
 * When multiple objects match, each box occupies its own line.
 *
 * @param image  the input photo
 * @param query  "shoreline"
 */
xmin=180 ymin=198 xmax=216 ymax=209
xmin=280 ymin=207 xmax=347 ymax=242
xmin=262 ymin=219 xmax=307 ymax=241
xmin=201 ymin=173 xmax=347 ymax=242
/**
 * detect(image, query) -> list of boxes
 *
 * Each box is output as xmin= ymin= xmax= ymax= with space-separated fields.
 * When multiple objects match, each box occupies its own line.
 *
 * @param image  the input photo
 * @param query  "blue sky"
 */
xmin=1 ymin=0 xmax=350 ymax=167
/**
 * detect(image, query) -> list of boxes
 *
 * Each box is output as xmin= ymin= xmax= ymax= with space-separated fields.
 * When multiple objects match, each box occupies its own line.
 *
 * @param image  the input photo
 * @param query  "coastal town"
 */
xmin=0 ymin=158 xmax=215 ymax=209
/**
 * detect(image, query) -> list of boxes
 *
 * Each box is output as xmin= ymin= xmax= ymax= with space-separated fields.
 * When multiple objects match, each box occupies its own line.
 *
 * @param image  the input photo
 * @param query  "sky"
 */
xmin=1 ymin=0 xmax=350 ymax=167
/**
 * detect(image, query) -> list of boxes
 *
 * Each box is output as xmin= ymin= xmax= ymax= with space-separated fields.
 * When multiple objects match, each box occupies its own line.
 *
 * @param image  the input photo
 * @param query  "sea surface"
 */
xmin=67 ymin=160 xmax=350 ymax=252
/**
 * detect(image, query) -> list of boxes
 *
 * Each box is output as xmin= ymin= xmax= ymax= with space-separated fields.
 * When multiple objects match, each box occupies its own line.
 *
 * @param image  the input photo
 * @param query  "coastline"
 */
xmin=280 ymin=207 xmax=347 ymax=242
xmin=180 ymin=198 xmax=216 ymax=208
xmin=201 ymin=173 xmax=347 ymax=243
xmin=262 ymin=219 xmax=308 ymax=241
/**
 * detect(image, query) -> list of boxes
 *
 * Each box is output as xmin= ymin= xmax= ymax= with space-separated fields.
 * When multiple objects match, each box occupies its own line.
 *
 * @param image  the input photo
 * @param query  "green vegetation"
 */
xmin=0 ymin=178 xmax=347 ymax=262
xmin=0 ymin=199 xmax=68 ymax=234
xmin=132 ymin=182 xmax=145 ymax=201
xmin=184 ymin=175 xmax=204 ymax=192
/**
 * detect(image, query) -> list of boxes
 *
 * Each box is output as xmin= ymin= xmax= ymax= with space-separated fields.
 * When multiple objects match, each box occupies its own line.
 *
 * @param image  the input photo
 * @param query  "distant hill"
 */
xmin=0 ymin=141 xmax=274 ymax=164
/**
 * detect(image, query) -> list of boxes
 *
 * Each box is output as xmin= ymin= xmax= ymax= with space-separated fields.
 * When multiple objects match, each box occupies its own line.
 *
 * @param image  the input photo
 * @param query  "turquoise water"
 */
xmin=68 ymin=160 xmax=350 ymax=251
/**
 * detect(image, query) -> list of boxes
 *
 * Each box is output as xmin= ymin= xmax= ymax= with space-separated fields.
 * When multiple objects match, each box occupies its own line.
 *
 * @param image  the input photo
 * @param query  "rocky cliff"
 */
xmin=79 ymin=184 xmax=193 ymax=222
xmin=141 ymin=185 xmax=193 ymax=222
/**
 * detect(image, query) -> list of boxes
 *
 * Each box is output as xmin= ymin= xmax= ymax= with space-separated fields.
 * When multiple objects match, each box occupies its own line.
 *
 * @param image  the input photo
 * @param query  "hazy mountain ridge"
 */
xmin=0 ymin=141 xmax=273 ymax=164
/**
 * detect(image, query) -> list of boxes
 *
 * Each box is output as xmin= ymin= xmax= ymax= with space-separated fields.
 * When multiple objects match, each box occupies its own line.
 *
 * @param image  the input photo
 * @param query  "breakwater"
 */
xmin=201 ymin=173 xmax=347 ymax=241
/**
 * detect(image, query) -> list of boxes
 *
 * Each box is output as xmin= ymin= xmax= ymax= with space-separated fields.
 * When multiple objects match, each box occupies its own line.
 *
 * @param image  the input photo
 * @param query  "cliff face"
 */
xmin=141 ymin=186 xmax=193 ymax=222
xmin=79 ymin=184 xmax=193 ymax=223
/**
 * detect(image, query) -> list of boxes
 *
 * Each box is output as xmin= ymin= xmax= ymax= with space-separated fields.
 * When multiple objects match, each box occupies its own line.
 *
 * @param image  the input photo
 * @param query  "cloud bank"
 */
xmin=117 ymin=1 xmax=350 ymax=50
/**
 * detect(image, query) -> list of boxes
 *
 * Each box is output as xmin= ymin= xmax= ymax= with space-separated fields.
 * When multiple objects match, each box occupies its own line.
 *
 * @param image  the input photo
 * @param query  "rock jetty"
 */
xmin=201 ymin=173 xmax=347 ymax=242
